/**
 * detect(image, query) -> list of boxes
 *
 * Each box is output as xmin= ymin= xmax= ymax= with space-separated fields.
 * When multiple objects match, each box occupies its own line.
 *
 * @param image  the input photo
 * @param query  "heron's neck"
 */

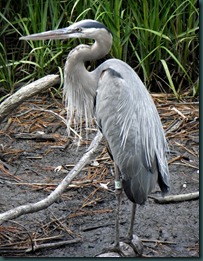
xmin=63 ymin=33 xmax=112 ymax=128
xmin=65 ymin=33 xmax=112 ymax=94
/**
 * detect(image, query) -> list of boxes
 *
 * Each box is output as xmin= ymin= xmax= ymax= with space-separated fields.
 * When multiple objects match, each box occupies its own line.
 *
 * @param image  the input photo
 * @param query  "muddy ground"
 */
xmin=0 ymin=94 xmax=199 ymax=257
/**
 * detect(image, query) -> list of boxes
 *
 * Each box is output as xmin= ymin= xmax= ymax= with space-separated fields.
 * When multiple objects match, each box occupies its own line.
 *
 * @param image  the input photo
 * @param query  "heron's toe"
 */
xmin=95 ymin=235 xmax=143 ymax=257
xmin=95 ymin=245 xmax=124 ymax=257
xmin=121 ymin=234 xmax=143 ymax=256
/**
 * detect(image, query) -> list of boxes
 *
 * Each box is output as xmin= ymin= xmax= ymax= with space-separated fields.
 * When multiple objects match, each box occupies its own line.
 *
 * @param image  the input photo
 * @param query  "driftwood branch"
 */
xmin=149 ymin=191 xmax=199 ymax=203
xmin=0 ymin=74 xmax=60 ymax=123
xmin=0 ymin=131 xmax=103 ymax=225
xmin=25 ymin=238 xmax=82 ymax=253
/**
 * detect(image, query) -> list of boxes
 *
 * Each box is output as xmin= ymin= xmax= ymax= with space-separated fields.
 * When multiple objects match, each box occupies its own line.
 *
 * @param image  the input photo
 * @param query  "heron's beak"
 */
xmin=20 ymin=28 xmax=77 ymax=41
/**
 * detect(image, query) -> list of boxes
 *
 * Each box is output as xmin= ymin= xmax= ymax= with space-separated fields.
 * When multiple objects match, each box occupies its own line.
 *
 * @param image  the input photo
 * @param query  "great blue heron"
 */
xmin=20 ymin=19 xmax=170 ymax=256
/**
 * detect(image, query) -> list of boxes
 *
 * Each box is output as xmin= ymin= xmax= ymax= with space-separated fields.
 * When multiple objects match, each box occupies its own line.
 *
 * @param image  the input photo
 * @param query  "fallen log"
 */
xmin=149 ymin=191 xmax=199 ymax=203
xmin=0 ymin=74 xmax=60 ymax=123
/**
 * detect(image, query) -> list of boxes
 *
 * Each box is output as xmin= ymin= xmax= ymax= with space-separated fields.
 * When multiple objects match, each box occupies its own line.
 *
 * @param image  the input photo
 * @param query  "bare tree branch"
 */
xmin=149 ymin=191 xmax=199 ymax=203
xmin=0 ymin=131 xmax=103 ymax=225
xmin=0 ymin=74 xmax=60 ymax=123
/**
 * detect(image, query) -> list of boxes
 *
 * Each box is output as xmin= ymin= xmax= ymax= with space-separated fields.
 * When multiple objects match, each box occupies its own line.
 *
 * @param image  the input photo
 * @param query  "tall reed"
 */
xmin=0 ymin=0 xmax=199 ymax=99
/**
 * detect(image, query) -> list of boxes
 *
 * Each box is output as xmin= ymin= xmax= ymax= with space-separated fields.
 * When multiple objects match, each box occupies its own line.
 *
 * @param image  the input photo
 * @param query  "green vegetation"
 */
xmin=0 ymin=0 xmax=199 ymax=101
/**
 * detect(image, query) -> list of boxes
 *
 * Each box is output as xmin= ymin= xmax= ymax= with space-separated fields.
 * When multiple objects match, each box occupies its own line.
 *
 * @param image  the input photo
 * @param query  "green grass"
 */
xmin=128 ymin=0 xmax=199 ymax=97
xmin=0 ymin=0 xmax=199 ymax=100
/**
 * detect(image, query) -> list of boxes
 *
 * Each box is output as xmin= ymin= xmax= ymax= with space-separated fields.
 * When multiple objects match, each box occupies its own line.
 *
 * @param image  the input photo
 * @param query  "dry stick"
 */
xmin=0 ymin=131 xmax=103 ymax=225
xmin=149 ymin=191 xmax=199 ymax=204
xmin=141 ymin=238 xmax=176 ymax=245
xmin=0 ymin=74 xmax=60 ymax=123
xmin=14 ymin=133 xmax=59 ymax=142
xmin=25 ymin=238 xmax=82 ymax=253
xmin=168 ymin=155 xmax=183 ymax=164
xmin=171 ymin=106 xmax=187 ymax=119
xmin=16 ymin=106 xmax=82 ymax=139
xmin=175 ymin=141 xmax=197 ymax=157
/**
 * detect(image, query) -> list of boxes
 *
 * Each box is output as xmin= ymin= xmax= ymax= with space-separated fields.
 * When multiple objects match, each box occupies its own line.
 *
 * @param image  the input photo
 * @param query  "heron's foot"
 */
xmin=95 ymin=237 xmax=143 ymax=257
xmin=120 ymin=234 xmax=143 ymax=257
xmin=95 ymin=244 xmax=125 ymax=257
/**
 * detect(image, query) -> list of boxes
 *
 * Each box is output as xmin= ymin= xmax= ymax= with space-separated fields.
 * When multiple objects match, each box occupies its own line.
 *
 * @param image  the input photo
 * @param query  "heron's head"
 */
xmin=20 ymin=19 xmax=112 ymax=41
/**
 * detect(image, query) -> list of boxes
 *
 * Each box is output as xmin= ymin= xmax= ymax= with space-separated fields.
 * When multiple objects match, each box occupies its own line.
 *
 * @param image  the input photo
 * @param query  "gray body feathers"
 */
xmin=95 ymin=59 xmax=170 ymax=204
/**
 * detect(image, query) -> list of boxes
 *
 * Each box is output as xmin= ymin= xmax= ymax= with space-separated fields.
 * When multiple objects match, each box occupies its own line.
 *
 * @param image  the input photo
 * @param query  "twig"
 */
xmin=0 ymin=131 xmax=103 ymax=225
xmin=142 ymin=238 xmax=176 ymax=245
xmin=168 ymin=155 xmax=183 ymax=164
xmin=171 ymin=161 xmax=199 ymax=170
xmin=175 ymin=141 xmax=197 ymax=157
xmin=180 ymin=160 xmax=199 ymax=170
xmin=25 ymin=238 xmax=82 ymax=253
xmin=165 ymin=119 xmax=184 ymax=134
xmin=149 ymin=191 xmax=199 ymax=203
xmin=14 ymin=133 xmax=58 ymax=142
xmin=0 ymin=164 xmax=22 ymax=182
xmin=171 ymin=107 xmax=187 ymax=119
xmin=29 ymin=106 xmax=82 ymax=139
xmin=67 ymin=208 xmax=112 ymax=219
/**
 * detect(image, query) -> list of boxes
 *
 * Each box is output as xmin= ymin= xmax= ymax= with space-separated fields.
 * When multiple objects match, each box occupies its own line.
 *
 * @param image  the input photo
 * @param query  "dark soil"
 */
xmin=0 ymin=94 xmax=199 ymax=257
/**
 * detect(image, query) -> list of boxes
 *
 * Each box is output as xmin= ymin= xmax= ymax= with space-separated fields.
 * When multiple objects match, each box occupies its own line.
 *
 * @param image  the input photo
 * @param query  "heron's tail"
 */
xmin=156 ymin=154 xmax=170 ymax=196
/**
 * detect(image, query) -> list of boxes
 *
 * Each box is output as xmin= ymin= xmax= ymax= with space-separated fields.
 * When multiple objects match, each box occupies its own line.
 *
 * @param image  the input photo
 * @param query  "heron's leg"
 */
xmin=95 ymin=163 xmax=124 ymax=257
xmin=114 ymin=163 xmax=122 ymax=248
xmin=123 ymin=202 xmax=143 ymax=256
xmin=127 ymin=203 xmax=137 ymax=241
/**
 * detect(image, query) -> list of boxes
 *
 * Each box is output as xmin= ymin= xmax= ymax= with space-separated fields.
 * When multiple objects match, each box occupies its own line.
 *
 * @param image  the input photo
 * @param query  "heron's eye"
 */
xmin=76 ymin=27 xmax=82 ymax=32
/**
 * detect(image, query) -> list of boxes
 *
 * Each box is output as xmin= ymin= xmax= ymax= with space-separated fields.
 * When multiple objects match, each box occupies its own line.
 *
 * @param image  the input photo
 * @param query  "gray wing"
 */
xmin=95 ymin=61 xmax=170 ymax=204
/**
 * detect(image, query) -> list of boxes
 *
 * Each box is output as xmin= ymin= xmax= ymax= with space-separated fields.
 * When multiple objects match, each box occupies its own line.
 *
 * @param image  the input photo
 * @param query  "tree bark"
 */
xmin=149 ymin=191 xmax=199 ymax=203
xmin=0 ymin=74 xmax=60 ymax=123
